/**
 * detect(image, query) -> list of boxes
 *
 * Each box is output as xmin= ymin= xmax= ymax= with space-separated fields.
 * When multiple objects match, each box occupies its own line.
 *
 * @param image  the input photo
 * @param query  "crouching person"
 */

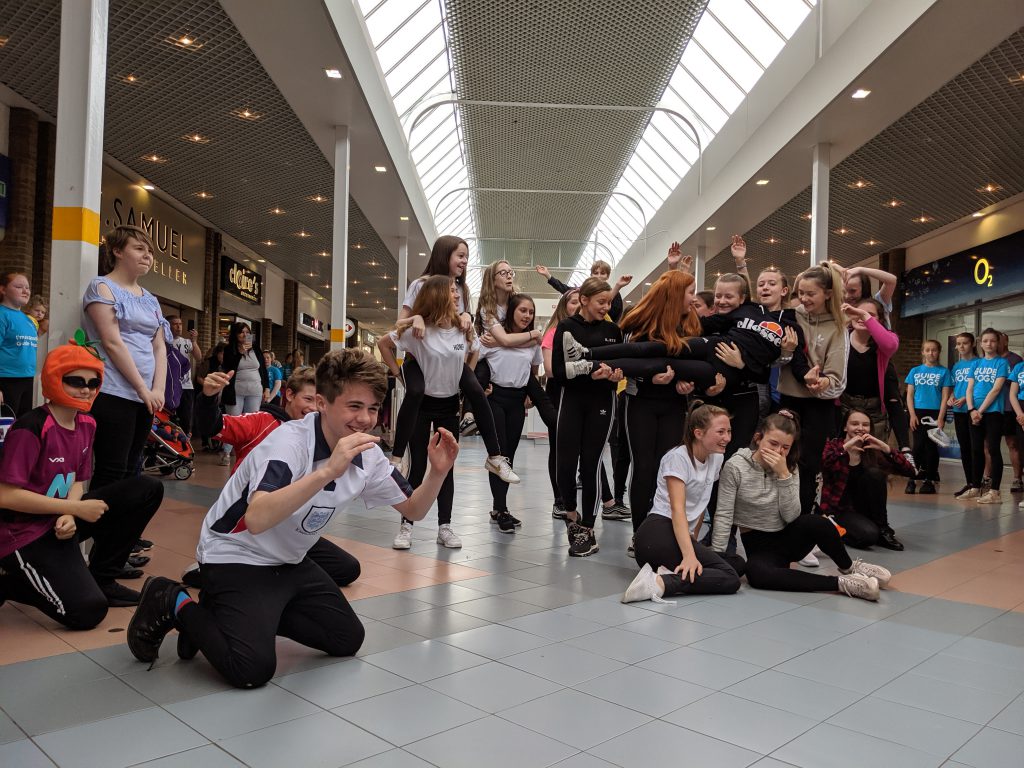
xmin=0 ymin=339 xmax=162 ymax=628
xmin=127 ymin=349 xmax=459 ymax=689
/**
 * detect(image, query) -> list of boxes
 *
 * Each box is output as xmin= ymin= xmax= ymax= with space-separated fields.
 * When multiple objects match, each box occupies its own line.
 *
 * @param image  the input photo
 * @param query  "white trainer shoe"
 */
xmin=485 ymin=455 xmax=521 ymax=484
xmin=622 ymin=563 xmax=671 ymax=604
xmin=564 ymin=360 xmax=594 ymax=380
xmin=562 ymin=331 xmax=588 ymax=362
xmin=977 ymin=489 xmax=1002 ymax=504
xmin=219 ymin=453 xmax=231 ymax=466
xmin=393 ymin=521 xmax=413 ymax=550
xmin=846 ymin=559 xmax=891 ymax=589
xmin=436 ymin=524 xmax=462 ymax=548
xmin=798 ymin=552 xmax=820 ymax=568
xmin=838 ymin=572 xmax=880 ymax=601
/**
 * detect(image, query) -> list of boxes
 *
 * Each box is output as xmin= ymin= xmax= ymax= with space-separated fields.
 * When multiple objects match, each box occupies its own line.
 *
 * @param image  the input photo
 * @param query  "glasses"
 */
xmin=62 ymin=375 xmax=102 ymax=390
xmin=495 ymin=269 xmax=516 ymax=279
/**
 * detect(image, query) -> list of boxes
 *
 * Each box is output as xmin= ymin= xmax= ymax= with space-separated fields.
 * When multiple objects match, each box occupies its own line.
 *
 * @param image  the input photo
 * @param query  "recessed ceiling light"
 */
xmin=308 ymin=194 xmax=328 ymax=203
xmin=796 ymin=248 xmax=809 ymax=255
xmin=324 ymin=68 xmax=343 ymax=79
xmin=864 ymin=239 xmax=881 ymax=246
xmin=765 ymin=237 xmax=779 ymax=244
xmin=848 ymin=179 xmax=871 ymax=189
xmin=0 ymin=36 xmax=9 ymax=48
xmin=257 ymin=258 xmax=266 ymax=263
xmin=354 ymin=244 xmax=365 ymax=250
xmin=270 ymin=207 xmax=285 ymax=215
xmin=400 ymin=216 xmax=409 ymax=221
xmin=262 ymin=240 xmax=275 ymax=246
xmin=644 ymin=282 xmax=652 ymax=286
xmin=706 ymin=225 xmax=716 ymax=231
xmin=978 ymin=183 xmax=1002 ymax=193
xmin=851 ymin=89 xmax=871 ymax=99
xmin=374 ymin=166 xmax=387 ymax=173
xmin=368 ymin=260 xmax=377 ymax=266
xmin=418 ymin=252 xmax=426 ymax=256
xmin=833 ymin=227 xmax=852 ymax=235
xmin=912 ymin=214 xmax=932 ymax=224
xmin=318 ymin=250 xmax=330 ymax=257
xmin=296 ymin=230 xmax=311 ymax=238
xmin=183 ymin=133 xmax=210 ymax=144
xmin=883 ymin=199 xmax=903 ymax=208
xmin=194 ymin=191 xmax=213 ymax=199
xmin=140 ymin=183 xmax=155 ymax=191
xmin=233 ymin=107 xmax=262 ymax=121
xmin=352 ymin=279 xmax=360 ymax=285
xmin=972 ymin=211 xmax=986 ymax=218
xmin=801 ymin=213 xmax=812 ymax=220
xmin=755 ymin=179 xmax=770 ymax=186
xmin=170 ymin=34 xmax=203 ymax=50
xmin=141 ymin=153 xmax=166 ymax=163
xmin=121 ymin=73 xmax=139 ymax=83
xmin=324 ymin=283 xmax=331 ymax=289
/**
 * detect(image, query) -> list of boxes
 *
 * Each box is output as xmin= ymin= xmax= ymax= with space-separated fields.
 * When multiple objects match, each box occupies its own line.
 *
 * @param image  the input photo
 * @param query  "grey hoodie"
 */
xmin=711 ymin=448 xmax=801 ymax=553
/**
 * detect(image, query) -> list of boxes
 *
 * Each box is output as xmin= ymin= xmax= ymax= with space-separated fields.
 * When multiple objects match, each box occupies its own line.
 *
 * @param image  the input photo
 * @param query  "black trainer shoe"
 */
xmin=181 ymin=563 xmax=203 ymax=590
xmin=878 ymin=528 xmax=905 ymax=551
xmin=602 ymin=501 xmax=630 ymax=521
xmin=99 ymin=581 xmax=141 ymax=607
xmin=569 ymin=526 xmax=599 ymax=557
xmin=494 ymin=511 xmax=518 ymax=534
xmin=115 ymin=566 xmax=145 ymax=580
xmin=128 ymin=554 xmax=151 ymax=568
xmin=177 ymin=629 xmax=199 ymax=661
xmin=136 ymin=538 xmax=154 ymax=552
xmin=904 ymin=480 xmax=916 ymax=495
xmin=919 ymin=480 xmax=936 ymax=494
xmin=551 ymin=502 xmax=568 ymax=519
xmin=490 ymin=509 xmax=521 ymax=527
xmin=565 ymin=518 xmax=582 ymax=546
xmin=127 ymin=576 xmax=184 ymax=664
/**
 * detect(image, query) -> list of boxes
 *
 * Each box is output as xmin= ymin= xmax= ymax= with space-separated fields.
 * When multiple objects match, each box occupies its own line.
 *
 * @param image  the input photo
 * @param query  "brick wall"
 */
xmin=0 ymin=108 xmax=39 ymax=277
xmin=280 ymin=279 xmax=298 ymax=358
xmin=31 ymin=119 xmax=55 ymax=299
xmin=198 ymin=230 xmax=221 ymax=352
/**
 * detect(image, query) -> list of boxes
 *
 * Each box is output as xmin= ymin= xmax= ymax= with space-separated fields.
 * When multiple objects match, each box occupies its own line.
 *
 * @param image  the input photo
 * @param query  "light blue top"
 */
xmin=950 ymin=359 xmax=977 ymax=413
xmin=969 ymin=356 xmax=1010 ymax=414
xmin=0 ymin=305 xmax=38 ymax=378
xmin=1010 ymin=362 xmax=1024 ymax=401
xmin=267 ymin=363 xmax=283 ymax=389
xmin=905 ymin=365 xmax=952 ymax=410
xmin=82 ymin=276 xmax=171 ymax=403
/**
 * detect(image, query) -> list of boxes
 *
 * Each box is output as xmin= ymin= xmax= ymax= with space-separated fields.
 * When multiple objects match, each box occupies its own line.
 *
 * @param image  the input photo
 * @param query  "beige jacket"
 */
xmin=777 ymin=305 xmax=849 ymax=399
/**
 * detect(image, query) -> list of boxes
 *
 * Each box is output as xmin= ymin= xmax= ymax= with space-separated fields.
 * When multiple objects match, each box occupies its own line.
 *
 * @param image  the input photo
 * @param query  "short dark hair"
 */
xmin=315 ymin=349 xmax=388 ymax=403
xmin=102 ymin=225 xmax=154 ymax=271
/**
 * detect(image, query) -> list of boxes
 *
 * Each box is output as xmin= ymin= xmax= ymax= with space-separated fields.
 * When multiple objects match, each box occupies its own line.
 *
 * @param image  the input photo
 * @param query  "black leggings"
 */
xmin=406 ymin=394 xmax=460 ymax=525
xmin=832 ymin=466 xmax=890 ymax=548
xmin=0 ymin=475 xmax=162 ymax=629
xmin=585 ymin=339 xmax=724 ymax=391
xmin=740 ymin=515 xmax=853 ymax=592
xmin=633 ymin=514 xmax=740 ymax=597
xmin=610 ymin=390 xmax=630 ymax=501
xmin=970 ymin=412 xmax=1003 ymax=489
xmin=557 ymin=387 xmax=616 ymax=528
xmin=394 ymin=357 xmax=500 ymax=457
xmin=884 ymin=362 xmax=911 ymax=449
xmin=953 ymin=412 xmax=975 ymax=486
xmin=911 ymin=407 xmax=940 ymax=481
xmin=546 ymin=378 xmax=563 ymax=504
xmin=779 ymin=395 xmax=839 ymax=514
xmin=487 ymin=384 xmax=527 ymax=512
xmin=624 ymin=394 xmax=685 ymax=531
xmin=89 ymin=392 xmax=154 ymax=489
xmin=0 ymin=376 xmax=34 ymax=417
xmin=176 ymin=558 xmax=364 ymax=688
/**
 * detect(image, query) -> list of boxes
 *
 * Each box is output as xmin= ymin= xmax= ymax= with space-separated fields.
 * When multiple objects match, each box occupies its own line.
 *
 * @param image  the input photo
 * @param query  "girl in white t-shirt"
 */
xmin=622 ymin=402 xmax=741 ymax=603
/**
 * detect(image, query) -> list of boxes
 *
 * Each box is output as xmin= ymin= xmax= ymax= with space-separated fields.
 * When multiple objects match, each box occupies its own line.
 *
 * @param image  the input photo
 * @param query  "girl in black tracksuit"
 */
xmin=552 ymin=277 xmax=623 ymax=557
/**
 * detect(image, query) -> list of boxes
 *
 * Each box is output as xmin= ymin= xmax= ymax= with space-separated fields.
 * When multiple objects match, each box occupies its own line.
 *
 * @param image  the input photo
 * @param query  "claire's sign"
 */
xmin=220 ymin=256 xmax=262 ymax=304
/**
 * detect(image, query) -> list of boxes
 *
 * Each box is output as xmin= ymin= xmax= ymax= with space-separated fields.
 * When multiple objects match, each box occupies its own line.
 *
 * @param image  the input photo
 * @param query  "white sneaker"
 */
xmin=798 ymin=552 xmax=820 ymax=567
xmin=564 ymin=360 xmax=594 ymax=380
xmin=622 ymin=563 xmax=672 ymax=604
xmin=1018 ymin=499 xmax=1024 ymax=511
xmin=219 ymin=453 xmax=231 ymax=466
xmin=436 ymin=524 xmax=462 ymax=548
xmin=846 ymin=559 xmax=892 ymax=589
xmin=977 ymin=489 xmax=1002 ymax=504
xmin=838 ymin=572 xmax=880 ymax=601
xmin=562 ymin=331 xmax=588 ymax=362
xmin=485 ymin=455 xmax=521 ymax=484
xmin=961 ymin=487 xmax=981 ymax=499
xmin=393 ymin=521 xmax=413 ymax=550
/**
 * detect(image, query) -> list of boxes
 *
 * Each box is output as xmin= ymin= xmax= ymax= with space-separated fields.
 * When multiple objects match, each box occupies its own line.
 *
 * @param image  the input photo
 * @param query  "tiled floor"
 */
xmin=2 ymin=439 xmax=1024 ymax=767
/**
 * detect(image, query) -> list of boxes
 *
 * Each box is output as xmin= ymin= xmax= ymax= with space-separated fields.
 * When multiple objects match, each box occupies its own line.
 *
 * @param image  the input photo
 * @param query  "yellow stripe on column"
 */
xmin=330 ymin=328 xmax=347 ymax=343
xmin=52 ymin=207 xmax=101 ymax=245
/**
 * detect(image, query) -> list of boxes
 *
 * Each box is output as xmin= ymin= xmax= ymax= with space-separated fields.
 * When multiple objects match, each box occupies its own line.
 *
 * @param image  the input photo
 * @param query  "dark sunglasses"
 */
xmin=62 ymin=375 xmax=102 ymax=390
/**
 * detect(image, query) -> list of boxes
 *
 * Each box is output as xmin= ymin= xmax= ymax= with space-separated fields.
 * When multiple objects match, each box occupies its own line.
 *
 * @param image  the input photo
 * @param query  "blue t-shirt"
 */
xmin=0 ymin=305 xmax=38 ymax=378
xmin=1003 ymin=353 xmax=1023 ymax=409
xmin=905 ymin=365 xmax=952 ymax=410
xmin=950 ymin=359 xmax=977 ymax=413
xmin=1009 ymin=362 xmax=1024 ymax=401
xmin=267 ymin=363 xmax=283 ymax=393
xmin=969 ymin=357 xmax=1010 ymax=414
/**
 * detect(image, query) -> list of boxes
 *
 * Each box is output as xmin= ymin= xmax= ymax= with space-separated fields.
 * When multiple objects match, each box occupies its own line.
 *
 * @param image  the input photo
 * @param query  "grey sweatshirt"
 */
xmin=711 ymin=448 xmax=801 ymax=553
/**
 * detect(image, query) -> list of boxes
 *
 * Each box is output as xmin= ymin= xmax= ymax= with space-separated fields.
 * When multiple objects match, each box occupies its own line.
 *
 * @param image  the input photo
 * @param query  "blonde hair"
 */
xmin=590 ymin=260 xmax=612 ymax=276
xmin=476 ymin=260 xmax=518 ymax=333
xmin=798 ymin=262 xmax=845 ymax=324
xmin=682 ymin=400 xmax=731 ymax=465
xmin=544 ymin=289 xmax=579 ymax=335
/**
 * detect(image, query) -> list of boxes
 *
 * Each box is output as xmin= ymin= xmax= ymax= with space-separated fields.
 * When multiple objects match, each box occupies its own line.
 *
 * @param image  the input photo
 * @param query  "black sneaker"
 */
xmin=459 ymin=413 xmax=479 ymax=436
xmin=565 ymin=518 xmax=582 ymax=546
xmin=128 ymin=554 xmax=151 ymax=568
xmin=181 ymin=563 xmax=203 ymax=590
xmin=177 ymin=630 xmax=199 ymax=661
xmin=490 ymin=509 xmax=521 ymax=527
xmin=878 ymin=528 xmax=905 ymax=551
xmin=919 ymin=480 xmax=936 ymax=494
xmin=115 ymin=565 xmax=145 ymax=580
xmin=602 ymin=501 xmax=630 ymax=521
xmin=99 ymin=581 xmax=141 ymax=607
xmin=569 ymin=526 xmax=599 ymax=557
xmin=494 ymin=511 xmax=518 ymax=534
xmin=127 ymin=576 xmax=184 ymax=664
xmin=136 ymin=538 xmax=154 ymax=552
xmin=551 ymin=502 xmax=568 ymax=519
xmin=904 ymin=480 xmax=916 ymax=495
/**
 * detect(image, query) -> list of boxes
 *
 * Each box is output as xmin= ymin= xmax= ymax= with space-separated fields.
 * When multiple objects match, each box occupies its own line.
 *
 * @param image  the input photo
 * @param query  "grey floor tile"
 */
xmin=500 ymin=610 xmax=608 ymax=641
xmin=219 ymin=711 xmax=391 ymax=767
xmin=618 ymin=613 xmax=725 ymax=645
xmin=85 ymin=638 xmax=179 ymax=676
xmin=779 ymin=605 xmax=878 ymax=634
xmin=988 ymin=692 xmax=1024 ymax=736
xmin=398 ymin=583 xmax=491 ymax=606
xmin=381 ymin=607 xmax=492 ymax=638
xmin=360 ymin=639 xmax=489 ymax=683
xmin=501 ymin=688 xmax=650 ymax=750
xmin=589 ymin=720 xmax=760 ymax=768
xmin=911 ymin=653 xmax=1024 ymax=696
xmin=970 ymin=612 xmax=1024 ymax=647
xmin=0 ymin=739 xmax=56 ymax=767
xmin=748 ymin=760 xmax=802 ymax=767
xmin=574 ymin=666 xmax=715 ymax=718
xmin=130 ymin=744 xmax=246 ymax=767
xmin=437 ymin=623 xmax=552 ymax=658
xmin=943 ymin=636 xmax=1024 ymax=671
xmin=119 ymin=660 xmax=235 ymax=705
xmin=404 ymin=715 xmax=577 ymax=768
xmin=551 ymin=754 xmax=619 ymax=768
xmin=951 ymin=727 xmax=1024 ymax=768
xmin=774 ymin=648 xmax=904 ymax=694
xmin=274 ymin=658 xmax=413 ymax=709
xmin=344 ymin=749 xmax=438 ymax=768
xmin=0 ymin=709 xmax=24 ymax=745
xmin=723 ymin=670 xmax=864 ymax=720
xmin=164 ymin=684 xmax=320 ymax=740
xmin=827 ymin=697 xmax=981 ymax=758
xmin=352 ymin=594 xmax=436 ymax=620
xmin=563 ymin=626 xmax=678 ymax=663
xmin=888 ymin=599 xmax=1005 ymax=636
xmin=456 ymin=574 xmax=542 ymax=594
xmin=3 ymin=673 xmax=152 ymax=736
xmin=651 ymin=600 xmax=757 ymax=629
xmin=459 ymin=555 xmax=537 ymax=573
xmin=740 ymin=614 xmax=846 ymax=651
xmin=356 ymin=621 xmax=428 ymax=657
xmin=636 ymin=646 xmax=764 ymax=690
xmin=509 ymin=585 xmax=589 ymax=608
xmin=847 ymin=619 xmax=960 ymax=654
xmin=664 ymin=692 xmax=817 ymax=754
xmin=504 ymin=643 xmax=626 ymax=687
xmin=449 ymin=595 xmax=545 ymax=621
xmin=0 ymin=653 xmax=109 ymax=701
xmin=334 ymin=684 xmax=485 ymax=746
xmin=873 ymin=673 xmax=1018 ymax=725
xmin=691 ymin=628 xmax=805 ymax=668
xmin=822 ymin=634 xmax=937 ymax=671
xmin=34 ymin=708 xmax=207 ymax=768
xmin=554 ymin=599 xmax=654 ymax=626
xmin=771 ymin=723 xmax=943 ymax=768
xmin=424 ymin=661 xmax=562 ymax=712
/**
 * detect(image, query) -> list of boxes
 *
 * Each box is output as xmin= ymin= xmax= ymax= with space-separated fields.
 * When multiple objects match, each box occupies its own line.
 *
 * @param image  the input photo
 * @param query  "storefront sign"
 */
xmin=101 ymin=167 xmax=205 ymax=308
xmin=344 ymin=318 xmax=356 ymax=339
xmin=300 ymin=312 xmax=325 ymax=333
xmin=221 ymin=256 xmax=262 ymax=304
xmin=901 ymin=229 xmax=1024 ymax=317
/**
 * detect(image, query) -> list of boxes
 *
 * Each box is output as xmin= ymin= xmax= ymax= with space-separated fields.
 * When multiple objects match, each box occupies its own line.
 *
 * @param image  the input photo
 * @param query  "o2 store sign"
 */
xmin=220 ymin=256 xmax=262 ymax=304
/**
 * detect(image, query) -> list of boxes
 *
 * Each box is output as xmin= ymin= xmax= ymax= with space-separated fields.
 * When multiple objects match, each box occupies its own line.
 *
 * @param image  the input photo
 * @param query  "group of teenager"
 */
xmin=0 ymin=226 xmax=1018 ymax=692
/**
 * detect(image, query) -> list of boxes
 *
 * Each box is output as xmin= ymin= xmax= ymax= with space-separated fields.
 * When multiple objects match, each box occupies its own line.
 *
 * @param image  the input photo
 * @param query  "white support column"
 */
xmin=49 ymin=0 xmax=109 ymax=349
xmin=397 ymin=235 xmax=408 ymax=311
xmin=810 ymin=142 xmax=830 ymax=266
xmin=329 ymin=126 xmax=350 ymax=349
xmin=695 ymin=244 xmax=707 ymax=291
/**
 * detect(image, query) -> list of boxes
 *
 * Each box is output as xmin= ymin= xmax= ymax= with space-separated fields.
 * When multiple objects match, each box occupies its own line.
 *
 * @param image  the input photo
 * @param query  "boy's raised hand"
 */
xmin=325 ymin=432 xmax=379 ymax=479
xmin=202 ymin=370 xmax=234 ymax=397
xmin=427 ymin=428 xmax=459 ymax=474
xmin=535 ymin=265 xmax=551 ymax=279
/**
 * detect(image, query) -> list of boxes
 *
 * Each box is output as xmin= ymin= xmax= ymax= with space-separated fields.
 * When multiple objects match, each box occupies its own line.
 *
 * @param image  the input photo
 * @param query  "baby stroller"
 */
xmin=143 ymin=409 xmax=195 ymax=480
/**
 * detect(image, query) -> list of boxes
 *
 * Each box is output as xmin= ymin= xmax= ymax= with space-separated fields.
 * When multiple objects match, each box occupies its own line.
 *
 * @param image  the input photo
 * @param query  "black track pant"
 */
xmin=610 ymin=390 xmax=630 ymax=501
xmin=394 ymin=358 xmax=499 ymax=457
xmin=190 ymin=537 xmax=361 ymax=590
xmin=954 ymin=412 xmax=974 ymax=485
xmin=546 ymin=379 xmax=563 ymax=504
xmin=488 ymin=384 xmax=527 ymax=512
xmin=406 ymin=394 xmax=460 ymax=525
xmin=90 ymin=392 xmax=153 ymax=489
xmin=557 ymin=388 xmax=616 ymax=528
xmin=740 ymin=515 xmax=853 ymax=592
xmin=0 ymin=475 xmax=162 ymax=629
xmin=911 ymin=407 xmax=941 ymax=482
xmin=970 ymin=412 xmax=1003 ymax=490
xmin=832 ymin=466 xmax=891 ymax=548
xmin=779 ymin=395 xmax=839 ymax=514
xmin=624 ymin=395 xmax=685 ymax=531
xmin=633 ymin=515 xmax=740 ymax=596
xmin=0 ymin=376 xmax=34 ymax=417
xmin=176 ymin=558 xmax=364 ymax=689
xmin=884 ymin=362 xmax=911 ymax=449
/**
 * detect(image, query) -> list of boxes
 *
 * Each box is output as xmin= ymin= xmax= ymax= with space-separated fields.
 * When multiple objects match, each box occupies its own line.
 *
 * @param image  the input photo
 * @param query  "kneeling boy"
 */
xmin=127 ymin=349 xmax=458 ymax=688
